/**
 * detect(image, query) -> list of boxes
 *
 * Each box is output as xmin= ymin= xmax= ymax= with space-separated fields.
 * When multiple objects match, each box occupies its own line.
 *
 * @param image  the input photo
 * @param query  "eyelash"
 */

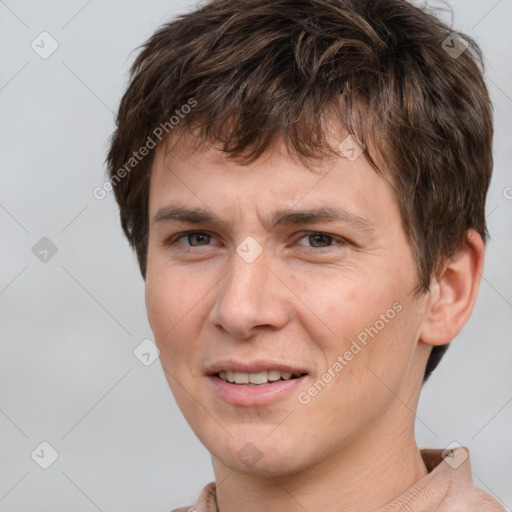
xmin=165 ymin=230 xmax=348 ymax=253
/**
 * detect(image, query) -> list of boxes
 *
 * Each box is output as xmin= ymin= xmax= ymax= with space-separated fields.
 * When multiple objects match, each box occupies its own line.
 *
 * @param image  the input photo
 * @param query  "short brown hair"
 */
xmin=106 ymin=0 xmax=493 ymax=382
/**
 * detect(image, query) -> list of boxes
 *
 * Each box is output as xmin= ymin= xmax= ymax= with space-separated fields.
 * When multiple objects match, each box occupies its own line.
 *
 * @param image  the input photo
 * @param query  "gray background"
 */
xmin=0 ymin=1 xmax=511 ymax=511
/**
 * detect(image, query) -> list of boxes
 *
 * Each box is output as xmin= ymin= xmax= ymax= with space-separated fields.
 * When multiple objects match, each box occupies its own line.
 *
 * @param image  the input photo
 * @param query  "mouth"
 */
xmin=206 ymin=362 xmax=309 ymax=406
xmin=214 ymin=370 xmax=307 ymax=385
xmin=205 ymin=360 xmax=310 ymax=406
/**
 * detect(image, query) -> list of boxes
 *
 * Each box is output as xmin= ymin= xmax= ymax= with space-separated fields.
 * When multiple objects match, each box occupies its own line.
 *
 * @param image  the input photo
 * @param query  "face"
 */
xmin=145 ymin=135 xmax=430 ymax=477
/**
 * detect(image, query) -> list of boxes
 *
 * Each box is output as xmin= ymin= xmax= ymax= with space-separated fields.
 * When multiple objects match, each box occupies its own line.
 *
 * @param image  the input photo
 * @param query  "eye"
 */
xmin=173 ymin=231 xmax=215 ymax=248
xmin=164 ymin=230 xmax=348 ymax=253
xmin=295 ymin=232 xmax=347 ymax=250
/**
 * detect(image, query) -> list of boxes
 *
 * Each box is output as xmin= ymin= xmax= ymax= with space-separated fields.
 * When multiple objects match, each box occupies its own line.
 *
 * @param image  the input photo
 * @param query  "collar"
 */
xmin=188 ymin=447 xmax=503 ymax=512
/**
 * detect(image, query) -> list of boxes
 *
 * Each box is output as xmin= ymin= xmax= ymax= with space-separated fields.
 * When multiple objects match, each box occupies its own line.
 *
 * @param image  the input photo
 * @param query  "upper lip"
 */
xmin=205 ymin=359 xmax=309 ymax=376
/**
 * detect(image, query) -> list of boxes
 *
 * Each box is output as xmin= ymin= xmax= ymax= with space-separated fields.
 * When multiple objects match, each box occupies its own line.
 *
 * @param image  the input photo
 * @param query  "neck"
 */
xmin=212 ymin=412 xmax=428 ymax=512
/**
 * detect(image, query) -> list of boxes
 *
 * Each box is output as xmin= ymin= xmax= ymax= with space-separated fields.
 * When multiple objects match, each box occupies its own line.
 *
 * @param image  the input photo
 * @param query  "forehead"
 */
xmin=148 ymin=133 xmax=399 ymax=231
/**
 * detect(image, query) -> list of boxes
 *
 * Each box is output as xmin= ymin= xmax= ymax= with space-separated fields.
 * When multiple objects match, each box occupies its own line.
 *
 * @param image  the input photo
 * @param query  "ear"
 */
xmin=420 ymin=230 xmax=485 ymax=346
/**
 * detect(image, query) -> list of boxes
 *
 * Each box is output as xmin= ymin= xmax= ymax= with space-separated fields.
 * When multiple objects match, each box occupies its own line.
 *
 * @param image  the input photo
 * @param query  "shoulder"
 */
xmin=381 ymin=448 xmax=506 ymax=512
xmin=452 ymin=488 xmax=506 ymax=511
xmin=421 ymin=448 xmax=506 ymax=511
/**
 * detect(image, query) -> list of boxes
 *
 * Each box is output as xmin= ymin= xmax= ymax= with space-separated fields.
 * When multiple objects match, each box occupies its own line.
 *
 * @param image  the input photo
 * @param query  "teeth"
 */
xmin=267 ymin=370 xmax=281 ymax=381
xmin=217 ymin=370 xmax=298 ymax=384
xmin=249 ymin=371 xmax=267 ymax=384
xmin=234 ymin=372 xmax=249 ymax=384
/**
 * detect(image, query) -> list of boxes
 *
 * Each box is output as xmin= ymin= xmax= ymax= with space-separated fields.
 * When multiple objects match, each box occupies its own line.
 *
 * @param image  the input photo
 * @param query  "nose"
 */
xmin=208 ymin=247 xmax=290 ymax=339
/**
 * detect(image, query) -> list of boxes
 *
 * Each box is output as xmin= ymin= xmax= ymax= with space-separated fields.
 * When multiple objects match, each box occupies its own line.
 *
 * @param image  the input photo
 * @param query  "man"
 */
xmin=106 ymin=0 xmax=504 ymax=510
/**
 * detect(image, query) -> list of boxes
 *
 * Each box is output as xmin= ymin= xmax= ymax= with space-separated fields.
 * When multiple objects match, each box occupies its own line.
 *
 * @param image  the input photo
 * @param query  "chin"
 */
xmin=206 ymin=428 xmax=312 ymax=477
xmin=220 ymin=450 xmax=308 ymax=477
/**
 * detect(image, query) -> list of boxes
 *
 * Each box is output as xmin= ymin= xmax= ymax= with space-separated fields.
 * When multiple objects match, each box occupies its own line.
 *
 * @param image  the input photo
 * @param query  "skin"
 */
xmin=145 ymin=133 xmax=484 ymax=512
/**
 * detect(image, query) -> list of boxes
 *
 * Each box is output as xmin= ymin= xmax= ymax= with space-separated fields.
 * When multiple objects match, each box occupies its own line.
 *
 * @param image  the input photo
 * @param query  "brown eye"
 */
xmin=179 ymin=232 xmax=212 ymax=247
xmin=296 ymin=232 xmax=346 ymax=250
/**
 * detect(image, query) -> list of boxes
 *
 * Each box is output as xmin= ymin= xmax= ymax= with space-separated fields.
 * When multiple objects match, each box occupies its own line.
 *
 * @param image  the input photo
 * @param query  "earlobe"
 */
xmin=419 ymin=230 xmax=485 ymax=347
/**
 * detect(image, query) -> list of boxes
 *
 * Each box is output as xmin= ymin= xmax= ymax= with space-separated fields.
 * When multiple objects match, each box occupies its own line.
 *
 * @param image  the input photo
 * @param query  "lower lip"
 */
xmin=207 ymin=375 xmax=307 ymax=406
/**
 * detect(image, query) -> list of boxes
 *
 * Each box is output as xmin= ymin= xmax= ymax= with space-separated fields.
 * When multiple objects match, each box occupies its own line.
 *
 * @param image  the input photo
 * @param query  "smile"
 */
xmin=216 ymin=370 xmax=305 ymax=385
xmin=208 ymin=372 xmax=308 ymax=406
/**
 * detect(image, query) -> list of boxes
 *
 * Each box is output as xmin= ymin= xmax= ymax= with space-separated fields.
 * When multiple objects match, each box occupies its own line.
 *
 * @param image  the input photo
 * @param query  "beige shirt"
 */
xmin=171 ymin=447 xmax=505 ymax=511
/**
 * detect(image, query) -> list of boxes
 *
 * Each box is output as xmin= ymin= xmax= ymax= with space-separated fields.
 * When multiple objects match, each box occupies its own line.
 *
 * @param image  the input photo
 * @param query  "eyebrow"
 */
xmin=151 ymin=203 xmax=376 ymax=233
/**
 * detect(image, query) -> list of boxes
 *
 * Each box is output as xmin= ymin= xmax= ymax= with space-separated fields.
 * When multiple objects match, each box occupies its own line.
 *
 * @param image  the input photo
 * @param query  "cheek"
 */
xmin=145 ymin=266 xmax=203 ymax=359
xmin=296 ymin=268 xmax=397 ymax=343
xmin=145 ymin=269 xmax=175 ymax=338
xmin=300 ymin=260 xmax=419 ymax=377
